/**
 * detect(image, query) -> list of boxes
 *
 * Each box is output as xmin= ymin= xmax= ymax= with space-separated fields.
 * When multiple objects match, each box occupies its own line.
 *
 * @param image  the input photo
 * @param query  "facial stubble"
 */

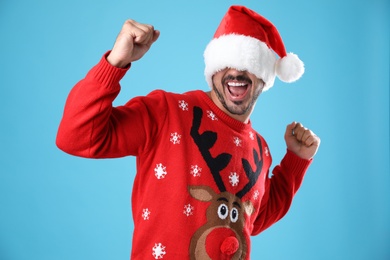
xmin=212 ymin=78 xmax=263 ymax=116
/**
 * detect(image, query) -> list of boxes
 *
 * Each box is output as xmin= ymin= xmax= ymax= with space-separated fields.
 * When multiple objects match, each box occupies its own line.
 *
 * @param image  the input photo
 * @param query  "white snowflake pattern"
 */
xmin=183 ymin=204 xmax=194 ymax=216
xmin=190 ymin=165 xmax=202 ymax=177
xmin=178 ymin=100 xmax=189 ymax=111
xmin=229 ymin=172 xmax=240 ymax=186
xmin=207 ymin=110 xmax=218 ymax=121
xmin=253 ymin=190 xmax=260 ymax=200
xmin=154 ymin=163 xmax=167 ymax=179
xmin=152 ymin=243 xmax=166 ymax=259
xmin=233 ymin=136 xmax=242 ymax=147
xmin=264 ymin=147 xmax=269 ymax=156
xmin=142 ymin=208 xmax=151 ymax=220
xmin=170 ymin=132 xmax=181 ymax=144
xmin=249 ymin=131 xmax=255 ymax=140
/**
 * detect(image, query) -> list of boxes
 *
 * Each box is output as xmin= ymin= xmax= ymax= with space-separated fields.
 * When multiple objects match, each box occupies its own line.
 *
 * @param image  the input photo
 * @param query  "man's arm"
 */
xmin=56 ymin=20 xmax=160 ymax=158
xmin=252 ymin=122 xmax=320 ymax=234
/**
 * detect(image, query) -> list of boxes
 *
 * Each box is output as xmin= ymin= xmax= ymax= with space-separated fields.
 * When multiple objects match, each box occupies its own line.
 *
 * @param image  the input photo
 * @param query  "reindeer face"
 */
xmin=188 ymin=185 xmax=254 ymax=260
xmin=189 ymin=186 xmax=254 ymax=229
xmin=188 ymin=186 xmax=253 ymax=259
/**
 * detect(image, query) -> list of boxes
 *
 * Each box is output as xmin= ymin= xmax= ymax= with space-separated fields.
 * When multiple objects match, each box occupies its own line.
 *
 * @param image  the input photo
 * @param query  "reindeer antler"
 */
xmin=191 ymin=107 xmax=232 ymax=192
xmin=191 ymin=106 xmax=263 ymax=197
xmin=236 ymin=135 xmax=264 ymax=199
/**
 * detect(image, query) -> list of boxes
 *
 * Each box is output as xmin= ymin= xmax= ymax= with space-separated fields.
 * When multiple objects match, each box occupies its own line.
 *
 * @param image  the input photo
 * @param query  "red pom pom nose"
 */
xmin=221 ymin=236 xmax=239 ymax=255
xmin=206 ymin=228 xmax=240 ymax=258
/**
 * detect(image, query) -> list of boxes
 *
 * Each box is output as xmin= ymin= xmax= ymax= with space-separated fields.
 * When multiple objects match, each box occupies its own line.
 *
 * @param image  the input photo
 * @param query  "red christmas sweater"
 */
xmin=56 ymin=53 xmax=312 ymax=260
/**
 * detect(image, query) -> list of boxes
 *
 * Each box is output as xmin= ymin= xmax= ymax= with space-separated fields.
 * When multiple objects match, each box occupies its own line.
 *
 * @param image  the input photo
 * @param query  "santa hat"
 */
xmin=204 ymin=5 xmax=304 ymax=91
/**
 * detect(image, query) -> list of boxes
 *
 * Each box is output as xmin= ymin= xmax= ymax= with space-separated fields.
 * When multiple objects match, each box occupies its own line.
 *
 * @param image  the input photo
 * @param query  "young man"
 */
xmin=57 ymin=5 xmax=320 ymax=260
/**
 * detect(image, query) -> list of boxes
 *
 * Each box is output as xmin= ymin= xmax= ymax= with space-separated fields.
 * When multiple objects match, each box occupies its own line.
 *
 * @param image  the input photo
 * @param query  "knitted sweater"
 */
xmin=56 ymin=53 xmax=312 ymax=260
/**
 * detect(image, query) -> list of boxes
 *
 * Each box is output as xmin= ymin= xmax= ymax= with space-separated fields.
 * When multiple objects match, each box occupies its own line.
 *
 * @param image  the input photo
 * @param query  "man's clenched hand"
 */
xmin=107 ymin=19 xmax=160 ymax=68
xmin=285 ymin=122 xmax=320 ymax=160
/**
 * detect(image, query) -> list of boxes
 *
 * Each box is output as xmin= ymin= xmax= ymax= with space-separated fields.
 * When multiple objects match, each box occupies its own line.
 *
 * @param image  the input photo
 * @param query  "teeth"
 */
xmin=227 ymin=82 xmax=246 ymax=87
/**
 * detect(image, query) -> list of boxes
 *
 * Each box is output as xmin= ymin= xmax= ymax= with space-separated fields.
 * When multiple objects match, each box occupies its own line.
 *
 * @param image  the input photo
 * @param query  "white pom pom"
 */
xmin=275 ymin=53 xmax=305 ymax=83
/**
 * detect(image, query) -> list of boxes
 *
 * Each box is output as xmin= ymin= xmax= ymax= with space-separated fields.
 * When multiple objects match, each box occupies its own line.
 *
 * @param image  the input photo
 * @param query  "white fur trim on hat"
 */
xmin=204 ymin=34 xmax=277 ymax=91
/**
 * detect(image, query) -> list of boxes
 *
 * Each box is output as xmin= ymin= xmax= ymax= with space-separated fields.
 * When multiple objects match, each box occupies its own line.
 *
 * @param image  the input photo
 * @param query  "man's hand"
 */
xmin=284 ymin=122 xmax=320 ymax=160
xmin=107 ymin=19 xmax=160 ymax=68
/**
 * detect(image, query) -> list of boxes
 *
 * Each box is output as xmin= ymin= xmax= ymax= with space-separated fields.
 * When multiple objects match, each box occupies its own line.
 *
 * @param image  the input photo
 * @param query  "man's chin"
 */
xmin=224 ymin=103 xmax=250 ymax=116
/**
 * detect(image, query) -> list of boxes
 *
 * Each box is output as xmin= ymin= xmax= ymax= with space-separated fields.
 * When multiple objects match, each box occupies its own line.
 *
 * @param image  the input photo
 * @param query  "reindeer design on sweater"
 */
xmin=189 ymin=106 xmax=264 ymax=260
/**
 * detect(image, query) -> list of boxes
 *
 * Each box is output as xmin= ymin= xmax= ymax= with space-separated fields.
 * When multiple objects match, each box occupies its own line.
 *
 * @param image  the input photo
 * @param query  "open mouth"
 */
xmin=226 ymin=81 xmax=250 ymax=100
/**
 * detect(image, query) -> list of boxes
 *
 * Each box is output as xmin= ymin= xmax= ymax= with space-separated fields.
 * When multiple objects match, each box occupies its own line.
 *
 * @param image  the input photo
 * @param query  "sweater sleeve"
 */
xmin=251 ymin=149 xmax=312 ymax=235
xmin=56 ymin=52 xmax=166 ymax=158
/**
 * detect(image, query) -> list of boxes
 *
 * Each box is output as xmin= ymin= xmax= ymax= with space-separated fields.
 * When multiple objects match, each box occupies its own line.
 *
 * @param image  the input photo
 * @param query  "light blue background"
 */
xmin=1 ymin=0 xmax=389 ymax=259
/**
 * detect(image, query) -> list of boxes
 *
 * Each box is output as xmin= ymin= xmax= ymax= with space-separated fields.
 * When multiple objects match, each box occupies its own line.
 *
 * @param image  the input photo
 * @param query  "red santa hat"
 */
xmin=204 ymin=5 xmax=304 ymax=91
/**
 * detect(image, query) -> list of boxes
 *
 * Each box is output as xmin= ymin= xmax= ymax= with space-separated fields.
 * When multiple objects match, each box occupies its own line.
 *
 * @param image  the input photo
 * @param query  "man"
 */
xmin=57 ymin=5 xmax=320 ymax=260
